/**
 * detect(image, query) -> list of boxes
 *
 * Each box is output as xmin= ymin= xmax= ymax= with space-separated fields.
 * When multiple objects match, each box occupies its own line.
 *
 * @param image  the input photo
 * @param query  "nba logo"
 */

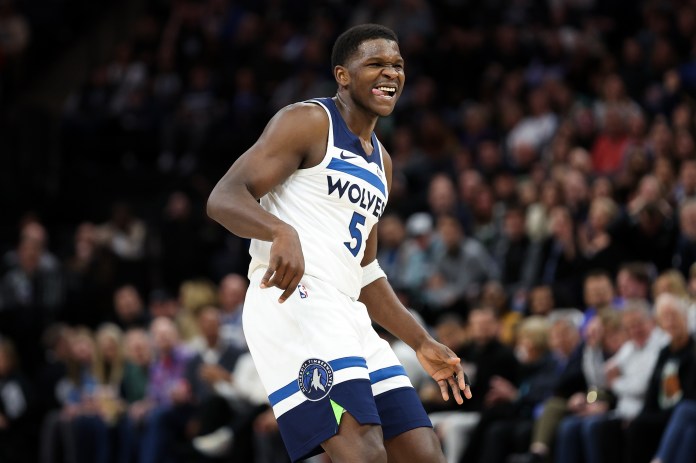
xmin=297 ymin=284 xmax=309 ymax=299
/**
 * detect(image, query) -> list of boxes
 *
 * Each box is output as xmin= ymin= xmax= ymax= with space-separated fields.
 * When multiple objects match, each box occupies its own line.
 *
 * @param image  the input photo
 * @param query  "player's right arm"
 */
xmin=207 ymin=103 xmax=329 ymax=303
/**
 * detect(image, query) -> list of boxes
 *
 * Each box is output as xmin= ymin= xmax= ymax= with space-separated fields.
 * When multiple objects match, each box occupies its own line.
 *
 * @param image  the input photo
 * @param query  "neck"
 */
xmin=334 ymin=92 xmax=378 ymax=141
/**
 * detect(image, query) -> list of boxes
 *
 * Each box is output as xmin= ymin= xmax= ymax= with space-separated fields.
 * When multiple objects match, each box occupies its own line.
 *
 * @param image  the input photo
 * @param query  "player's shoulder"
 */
xmin=274 ymin=101 xmax=329 ymax=128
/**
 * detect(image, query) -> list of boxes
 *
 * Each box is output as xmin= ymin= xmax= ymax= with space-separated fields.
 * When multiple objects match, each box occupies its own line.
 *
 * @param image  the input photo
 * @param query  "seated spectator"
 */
xmin=580 ymin=269 xmax=618 ymax=328
xmin=121 ymin=328 xmax=152 ymax=405
xmin=217 ymin=273 xmax=248 ymax=351
xmin=126 ymin=317 xmax=192 ymax=463
xmin=652 ymin=269 xmax=696 ymax=334
xmin=479 ymin=281 xmax=522 ymax=346
xmin=112 ymin=284 xmax=150 ymax=331
xmin=624 ymin=293 xmax=696 ymax=463
xmin=534 ymin=205 xmax=586 ymax=308
xmin=460 ymin=316 xmax=559 ymax=463
xmin=0 ymin=338 xmax=35 ymax=463
xmin=177 ymin=278 xmax=218 ymax=343
xmin=95 ymin=201 xmax=148 ymax=287
xmin=552 ymin=301 xmax=668 ymax=463
xmin=615 ymin=261 xmax=653 ymax=306
xmin=427 ymin=308 xmax=518 ymax=463
xmin=0 ymin=227 xmax=64 ymax=373
xmin=509 ymin=309 xmax=625 ymax=463
xmin=493 ymin=203 xmax=540 ymax=298
xmin=397 ymin=212 xmax=437 ymax=302
xmin=578 ymin=197 xmax=624 ymax=275
xmin=423 ymin=214 xmax=499 ymax=321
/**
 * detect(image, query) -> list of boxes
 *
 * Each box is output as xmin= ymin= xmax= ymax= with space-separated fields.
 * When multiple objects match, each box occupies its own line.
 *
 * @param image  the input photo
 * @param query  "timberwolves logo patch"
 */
xmin=298 ymin=358 xmax=333 ymax=401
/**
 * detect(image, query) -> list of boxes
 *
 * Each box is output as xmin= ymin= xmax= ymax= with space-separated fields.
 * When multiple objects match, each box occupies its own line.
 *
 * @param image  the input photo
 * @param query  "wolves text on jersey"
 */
xmin=327 ymin=175 xmax=385 ymax=218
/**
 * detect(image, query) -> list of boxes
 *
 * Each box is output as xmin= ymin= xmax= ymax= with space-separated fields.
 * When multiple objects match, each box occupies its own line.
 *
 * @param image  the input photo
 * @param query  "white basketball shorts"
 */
xmin=242 ymin=268 xmax=432 ymax=462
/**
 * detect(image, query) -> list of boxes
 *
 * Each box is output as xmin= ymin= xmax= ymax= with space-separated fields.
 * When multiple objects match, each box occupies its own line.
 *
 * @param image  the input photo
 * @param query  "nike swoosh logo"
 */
xmin=340 ymin=151 xmax=358 ymax=160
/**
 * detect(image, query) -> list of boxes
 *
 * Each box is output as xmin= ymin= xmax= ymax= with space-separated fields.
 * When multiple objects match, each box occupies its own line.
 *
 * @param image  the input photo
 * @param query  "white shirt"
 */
xmin=608 ymin=328 xmax=669 ymax=419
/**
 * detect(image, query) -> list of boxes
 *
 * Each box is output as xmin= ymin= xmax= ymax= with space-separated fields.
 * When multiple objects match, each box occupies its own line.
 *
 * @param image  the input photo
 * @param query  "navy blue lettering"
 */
xmin=348 ymin=184 xmax=361 ymax=203
xmin=327 ymin=175 xmax=386 ymax=217
xmin=327 ymin=176 xmax=349 ymax=197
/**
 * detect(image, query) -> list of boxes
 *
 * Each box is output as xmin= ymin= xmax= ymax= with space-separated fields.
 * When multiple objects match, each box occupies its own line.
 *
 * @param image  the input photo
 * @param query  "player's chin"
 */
xmin=370 ymin=95 xmax=399 ymax=115
xmin=373 ymin=101 xmax=398 ymax=116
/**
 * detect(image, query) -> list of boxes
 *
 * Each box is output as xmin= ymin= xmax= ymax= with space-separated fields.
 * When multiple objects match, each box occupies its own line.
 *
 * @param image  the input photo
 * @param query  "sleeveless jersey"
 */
xmin=248 ymin=97 xmax=389 ymax=299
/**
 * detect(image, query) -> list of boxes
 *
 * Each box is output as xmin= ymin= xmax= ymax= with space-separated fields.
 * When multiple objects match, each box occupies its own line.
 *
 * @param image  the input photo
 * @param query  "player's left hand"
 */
xmin=416 ymin=338 xmax=472 ymax=404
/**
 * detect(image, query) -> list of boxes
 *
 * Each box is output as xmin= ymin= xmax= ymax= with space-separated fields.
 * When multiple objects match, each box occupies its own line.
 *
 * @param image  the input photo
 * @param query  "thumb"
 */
xmin=446 ymin=356 xmax=460 ymax=365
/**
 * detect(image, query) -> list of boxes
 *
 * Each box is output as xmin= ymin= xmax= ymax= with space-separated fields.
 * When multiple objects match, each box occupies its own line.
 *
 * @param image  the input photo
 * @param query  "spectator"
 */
xmin=553 ymin=301 xmax=668 ymax=463
xmin=0 ymin=338 xmax=34 ymax=463
xmin=460 ymin=316 xmax=559 ymax=463
xmin=493 ymin=203 xmax=540 ymax=298
xmin=217 ymin=273 xmax=248 ymax=351
xmin=0 ymin=232 xmax=64 ymax=374
xmin=509 ymin=309 xmax=625 ymax=463
xmin=534 ymin=205 xmax=586 ymax=307
xmin=423 ymin=214 xmax=499 ymax=320
xmin=427 ymin=308 xmax=518 ymax=463
xmin=624 ymin=293 xmax=696 ymax=463
xmin=112 ymin=284 xmax=149 ymax=331
xmin=129 ymin=317 xmax=191 ymax=463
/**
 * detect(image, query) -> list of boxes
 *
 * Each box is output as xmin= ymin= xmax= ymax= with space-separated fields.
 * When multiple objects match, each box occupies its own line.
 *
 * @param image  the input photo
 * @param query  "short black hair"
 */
xmin=331 ymin=24 xmax=398 ymax=69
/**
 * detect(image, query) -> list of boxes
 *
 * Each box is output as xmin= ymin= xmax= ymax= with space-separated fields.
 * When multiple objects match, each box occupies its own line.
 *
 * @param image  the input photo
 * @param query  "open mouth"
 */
xmin=372 ymin=86 xmax=397 ymax=98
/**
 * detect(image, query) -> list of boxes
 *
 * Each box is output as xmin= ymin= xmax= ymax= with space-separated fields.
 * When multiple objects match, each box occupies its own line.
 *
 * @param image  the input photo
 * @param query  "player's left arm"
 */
xmin=358 ymin=147 xmax=471 ymax=404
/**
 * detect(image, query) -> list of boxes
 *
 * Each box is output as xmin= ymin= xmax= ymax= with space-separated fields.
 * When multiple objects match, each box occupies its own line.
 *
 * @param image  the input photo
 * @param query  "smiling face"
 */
xmin=335 ymin=38 xmax=405 ymax=117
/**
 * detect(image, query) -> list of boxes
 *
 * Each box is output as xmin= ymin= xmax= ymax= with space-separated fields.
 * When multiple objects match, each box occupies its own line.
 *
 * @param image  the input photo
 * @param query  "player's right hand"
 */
xmin=260 ymin=224 xmax=305 ymax=303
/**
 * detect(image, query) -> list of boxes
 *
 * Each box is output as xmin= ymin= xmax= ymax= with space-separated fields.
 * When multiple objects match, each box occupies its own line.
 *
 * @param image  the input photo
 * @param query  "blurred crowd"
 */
xmin=5 ymin=0 xmax=696 ymax=462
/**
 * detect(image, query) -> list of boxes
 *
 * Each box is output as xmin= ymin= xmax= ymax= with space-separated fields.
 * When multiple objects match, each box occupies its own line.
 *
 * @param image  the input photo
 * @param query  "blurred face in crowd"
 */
xmin=437 ymin=215 xmax=463 ymax=250
xmin=468 ymin=309 xmax=499 ymax=346
xmin=151 ymin=317 xmax=179 ymax=354
xmin=198 ymin=306 xmax=221 ymax=346
xmin=616 ymin=270 xmax=648 ymax=299
xmin=218 ymin=274 xmax=248 ymax=313
xmin=428 ymin=175 xmax=457 ymax=215
xmin=588 ymin=198 xmax=617 ymax=232
xmin=529 ymin=286 xmax=554 ymax=316
xmin=584 ymin=316 xmax=604 ymax=348
xmin=655 ymin=295 xmax=689 ymax=345
xmin=621 ymin=309 xmax=653 ymax=347
xmin=679 ymin=160 xmax=696 ymax=195
xmin=435 ymin=318 xmax=467 ymax=351
xmin=124 ymin=329 xmax=152 ymax=366
xmin=603 ymin=320 xmax=627 ymax=355
xmin=549 ymin=206 xmax=573 ymax=240
xmin=679 ymin=201 xmax=696 ymax=240
xmin=584 ymin=274 xmax=615 ymax=309
xmin=114 ymin=285 xmax=144 ymax=322
xmin=71 ymin=332 xmax=96 ymax=366
xmin=96 ymin=328 xmax=121 ymax=364
xmin=549 ymin=319 xmax=580 ymax=359
xmin=480 ymin=281 xmax=507 ymax=314
xmin=503 ymin=208 xmax=525 ymax=240
xmin=378 ymin=214 xmax=406 ymax=248
xmin=18 ymin=239 xmax=41 ymax=274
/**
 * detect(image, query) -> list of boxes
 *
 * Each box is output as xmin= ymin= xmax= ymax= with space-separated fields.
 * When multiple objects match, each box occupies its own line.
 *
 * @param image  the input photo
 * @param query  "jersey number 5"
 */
xmin=345 ymin=212 xmax=366 ymax=257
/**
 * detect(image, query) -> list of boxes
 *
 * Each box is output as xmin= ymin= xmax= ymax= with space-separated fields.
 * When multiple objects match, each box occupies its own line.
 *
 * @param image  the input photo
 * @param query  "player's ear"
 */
xmin=334 ymin=65 xmax=349 ymax=87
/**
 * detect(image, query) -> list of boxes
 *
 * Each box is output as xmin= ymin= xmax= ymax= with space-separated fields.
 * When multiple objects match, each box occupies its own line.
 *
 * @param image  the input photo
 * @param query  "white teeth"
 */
xmin=377 ymin=86 xmax=396 ymax=93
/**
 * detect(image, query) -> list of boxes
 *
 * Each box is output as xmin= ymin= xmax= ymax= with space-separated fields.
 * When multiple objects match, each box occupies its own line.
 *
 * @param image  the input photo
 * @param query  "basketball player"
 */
xmin=207 ymin=24 xmax=471 ymax=462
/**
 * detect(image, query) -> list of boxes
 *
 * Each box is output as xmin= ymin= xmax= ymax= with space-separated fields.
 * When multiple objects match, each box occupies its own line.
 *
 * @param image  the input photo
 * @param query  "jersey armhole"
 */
xmin=294 ymin=99 xmax=334 ymax=176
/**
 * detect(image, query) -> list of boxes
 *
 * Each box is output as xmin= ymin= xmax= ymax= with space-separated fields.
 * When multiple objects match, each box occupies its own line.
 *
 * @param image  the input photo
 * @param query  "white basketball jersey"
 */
xmin=248 ymin=97 xmax=389 ymax=299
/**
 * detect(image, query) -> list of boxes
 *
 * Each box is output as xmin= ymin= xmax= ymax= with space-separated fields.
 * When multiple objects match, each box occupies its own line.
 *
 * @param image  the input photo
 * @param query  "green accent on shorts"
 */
xmin=330 ymin=399 xmax=345 ymax=425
